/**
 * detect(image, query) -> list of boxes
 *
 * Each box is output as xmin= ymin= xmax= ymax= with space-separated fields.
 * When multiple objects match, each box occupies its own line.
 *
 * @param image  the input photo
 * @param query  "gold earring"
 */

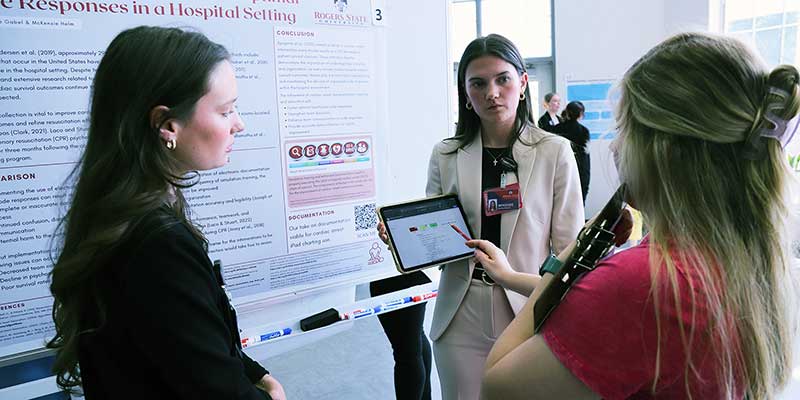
xmin=466 ymin=102 xmax=473 ymax=110
xmin=520 ymin=93 xmax=526 ymax=101
xmin=165 ymin=139 xmax=176 ymax=150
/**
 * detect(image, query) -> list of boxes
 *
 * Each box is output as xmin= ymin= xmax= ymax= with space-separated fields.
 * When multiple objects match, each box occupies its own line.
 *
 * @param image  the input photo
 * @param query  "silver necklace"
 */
xmin=484 ymin=148 xmax=507 ymax=166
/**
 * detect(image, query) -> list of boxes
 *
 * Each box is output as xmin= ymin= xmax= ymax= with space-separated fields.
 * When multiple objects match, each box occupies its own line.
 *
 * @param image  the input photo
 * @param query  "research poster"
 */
xmin=565 ymin=79 xmax=616 ymax=140
xmin=0 ymin=0 xmax=392 ymax=358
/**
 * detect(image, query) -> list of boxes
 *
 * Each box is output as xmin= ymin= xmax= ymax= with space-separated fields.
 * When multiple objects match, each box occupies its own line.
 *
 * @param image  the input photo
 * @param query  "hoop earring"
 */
xmin=520 ymin=93 xmax=526 ymax=101
xmin=466 ymin=102 xmax=473 ymax=110
xmin=165 ymin=139 xmax=176 ymax=150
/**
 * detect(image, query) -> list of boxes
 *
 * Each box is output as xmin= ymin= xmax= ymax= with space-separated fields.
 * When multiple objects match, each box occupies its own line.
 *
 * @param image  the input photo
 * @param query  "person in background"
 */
xmin=369 ymin=272 xmax=433 ymax=400
xmin=379 ymin=33 xmax=583 ymax=400
xmin=475 ymin=32 xmax=798 ymax=400
xmin=537 ymin=92 xmax=562 ymax=132
xmin=554 ymin=101 xmax=591 ymax=202
xmin=47 ymin=26 xmax=285 ymax=400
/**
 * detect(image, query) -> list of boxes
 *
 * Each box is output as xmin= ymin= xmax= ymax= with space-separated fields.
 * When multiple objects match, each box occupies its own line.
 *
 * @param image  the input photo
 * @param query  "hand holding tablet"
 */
xmin=378 ymin=194 xmax=476 ymax=274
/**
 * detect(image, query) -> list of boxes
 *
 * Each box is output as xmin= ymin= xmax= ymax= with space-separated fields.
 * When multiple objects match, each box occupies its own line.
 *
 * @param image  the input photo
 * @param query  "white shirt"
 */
xmin=548 ymin=112 xmax=560 ymax=126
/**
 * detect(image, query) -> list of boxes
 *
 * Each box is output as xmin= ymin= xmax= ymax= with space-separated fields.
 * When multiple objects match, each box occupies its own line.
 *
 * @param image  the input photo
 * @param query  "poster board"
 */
xmin=0 ymin=0 xmax=451 ymax=363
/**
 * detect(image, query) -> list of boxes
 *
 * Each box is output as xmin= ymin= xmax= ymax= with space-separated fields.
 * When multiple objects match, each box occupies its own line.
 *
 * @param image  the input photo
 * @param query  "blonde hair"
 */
xmin=615 ymin=32 xmax=798 ymax=399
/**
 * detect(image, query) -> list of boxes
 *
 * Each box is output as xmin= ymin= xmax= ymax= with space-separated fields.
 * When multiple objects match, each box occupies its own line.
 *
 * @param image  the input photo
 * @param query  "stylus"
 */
xmin=450 ymin=224 xmax=471 ymax=241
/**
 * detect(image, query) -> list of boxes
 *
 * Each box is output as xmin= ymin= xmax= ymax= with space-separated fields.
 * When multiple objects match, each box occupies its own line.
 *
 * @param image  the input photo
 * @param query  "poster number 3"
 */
xmin=371 ymin=0 xmax=387 ymax=26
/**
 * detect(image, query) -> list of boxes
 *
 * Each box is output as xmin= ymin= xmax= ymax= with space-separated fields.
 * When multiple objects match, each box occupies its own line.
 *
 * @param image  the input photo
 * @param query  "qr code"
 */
xmin=354 ymin=203 xmax=377 ymax=231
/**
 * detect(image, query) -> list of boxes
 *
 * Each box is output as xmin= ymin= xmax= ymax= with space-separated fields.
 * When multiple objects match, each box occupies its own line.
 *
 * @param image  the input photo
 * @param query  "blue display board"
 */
xmin=566 ymin=80 xmax=616 ymax=140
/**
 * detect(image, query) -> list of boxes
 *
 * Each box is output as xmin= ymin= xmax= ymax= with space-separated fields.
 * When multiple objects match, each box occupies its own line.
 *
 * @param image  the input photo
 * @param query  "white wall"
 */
xmin=554 ymin=0 xmax=711 ymax=215
xmin=384 ymin=1 xmax=452 ymax=203
xmin=664 ymin=0 xmax=711 ymax=36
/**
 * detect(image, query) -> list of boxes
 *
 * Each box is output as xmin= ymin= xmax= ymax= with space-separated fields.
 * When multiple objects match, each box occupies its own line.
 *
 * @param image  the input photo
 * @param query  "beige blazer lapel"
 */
xmin=500 ymin=126 xmax=540 ymax=252
xmin=457 ymin=134 xmax=483 ymax=239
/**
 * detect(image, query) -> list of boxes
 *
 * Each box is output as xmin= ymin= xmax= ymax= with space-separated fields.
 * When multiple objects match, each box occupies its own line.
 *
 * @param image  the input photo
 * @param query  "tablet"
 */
xmin=378 ymin=194 xmax=475 ymax=274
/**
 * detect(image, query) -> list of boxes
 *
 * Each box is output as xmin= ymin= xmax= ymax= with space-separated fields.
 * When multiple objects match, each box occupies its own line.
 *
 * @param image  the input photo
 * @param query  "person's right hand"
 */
xmin=377 ymin=221 xmax=389 ymax=245
xmin=256 ymin=374 xmax=287 ymax=400
xmin=612 ymin=207 xmax=634 ymax=246
xmin=466 ymin=239 xmax=514 ymax=287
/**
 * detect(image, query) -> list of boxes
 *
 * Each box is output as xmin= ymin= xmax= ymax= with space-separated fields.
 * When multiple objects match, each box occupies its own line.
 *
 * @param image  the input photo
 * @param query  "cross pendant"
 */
xmin=493 ymin=160 xmax=498 ymax=166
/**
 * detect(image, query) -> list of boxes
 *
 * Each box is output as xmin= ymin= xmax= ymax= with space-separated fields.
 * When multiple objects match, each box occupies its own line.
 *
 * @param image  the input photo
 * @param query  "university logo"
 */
xmin=313 ymin=0 xmax=368 ymax=26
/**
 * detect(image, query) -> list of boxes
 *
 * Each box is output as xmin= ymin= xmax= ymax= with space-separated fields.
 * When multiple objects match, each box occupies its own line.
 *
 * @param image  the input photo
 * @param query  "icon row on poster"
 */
xmin=288 ymin=141 xmax=369 ymax=160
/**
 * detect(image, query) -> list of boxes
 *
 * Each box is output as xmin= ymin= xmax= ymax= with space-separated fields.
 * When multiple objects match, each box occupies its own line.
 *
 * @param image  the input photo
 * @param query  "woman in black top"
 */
xmin=537 ymin=92 xmax=563 ymax=132
xmin=47 ymin=26 xmax=285 ymax=399
xmin=554 ymin=101 xmax=591 ymax=202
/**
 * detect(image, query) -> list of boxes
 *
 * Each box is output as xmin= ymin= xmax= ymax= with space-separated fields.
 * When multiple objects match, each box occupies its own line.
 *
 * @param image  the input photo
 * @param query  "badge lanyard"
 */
xmin=484 ymin=170 xmax=522 ymax=217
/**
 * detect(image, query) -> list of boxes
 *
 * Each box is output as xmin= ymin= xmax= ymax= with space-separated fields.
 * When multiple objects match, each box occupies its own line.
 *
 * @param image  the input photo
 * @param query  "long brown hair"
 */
xmin=616 ymin=32 xmax=798 ymax=399
xmin=449 ymin=33 xmax=534 ymax=151
xmin=46 ymin=26 xmax=229 ymax=391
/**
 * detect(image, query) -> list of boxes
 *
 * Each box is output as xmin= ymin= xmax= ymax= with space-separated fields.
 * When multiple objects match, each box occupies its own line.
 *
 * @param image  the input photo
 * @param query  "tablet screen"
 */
xmin=380 ymin=195 xmax=475 ymax=273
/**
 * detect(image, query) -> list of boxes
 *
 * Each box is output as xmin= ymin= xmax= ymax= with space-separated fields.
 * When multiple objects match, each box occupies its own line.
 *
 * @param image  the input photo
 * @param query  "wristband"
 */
xmin=538 ymin=254 xmax=562 ymax=276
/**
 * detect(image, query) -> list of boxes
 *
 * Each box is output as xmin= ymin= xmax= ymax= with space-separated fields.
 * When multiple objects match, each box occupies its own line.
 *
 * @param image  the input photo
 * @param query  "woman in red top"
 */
xmin=469 ymin=32 xmax=799 ymax=399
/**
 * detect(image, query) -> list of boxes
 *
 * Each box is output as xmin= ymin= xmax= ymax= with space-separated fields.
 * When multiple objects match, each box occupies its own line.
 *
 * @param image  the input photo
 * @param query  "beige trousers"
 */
xmin=432 ymin=279 xmax=515 ymax=400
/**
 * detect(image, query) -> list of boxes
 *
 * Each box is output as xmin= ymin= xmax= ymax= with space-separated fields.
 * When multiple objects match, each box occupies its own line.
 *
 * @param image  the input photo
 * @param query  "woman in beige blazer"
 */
xmin=378 ymin=34 xmax=583 ymax=400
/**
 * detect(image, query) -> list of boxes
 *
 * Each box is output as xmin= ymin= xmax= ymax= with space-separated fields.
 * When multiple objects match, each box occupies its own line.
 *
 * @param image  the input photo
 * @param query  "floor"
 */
xmin=261 ymin=284 xmax=442 ymax=400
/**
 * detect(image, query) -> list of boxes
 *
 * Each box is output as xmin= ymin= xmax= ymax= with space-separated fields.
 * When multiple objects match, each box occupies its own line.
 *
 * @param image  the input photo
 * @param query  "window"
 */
xmin=480 ymin=0 xmax=552 ymax=58
xmin=449 ymin=0 xmax=555 ymax=122
xmin=450 ymin=1 xmax=477 ymax=63
xmin=450 ymin=0 xmax=552 ymax=59
xmin=725 ymin=0 xmax=800 ymax=66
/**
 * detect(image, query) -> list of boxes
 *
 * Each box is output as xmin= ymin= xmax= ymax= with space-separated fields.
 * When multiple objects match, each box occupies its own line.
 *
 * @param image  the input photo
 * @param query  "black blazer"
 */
xmin=554 ymin=119 xmax=591 ymax=200
xmin=553 ymin=119 xmax=590 ymax=154
xmin=537 ymin=112 xmax=563 ymax=133
xmin=78 ymin=208 xmax=270 ymax=399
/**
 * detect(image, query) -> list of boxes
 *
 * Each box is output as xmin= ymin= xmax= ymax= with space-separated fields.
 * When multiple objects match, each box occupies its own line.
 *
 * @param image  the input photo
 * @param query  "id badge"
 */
xmin=483 ymin=182 xmax=523 ymax=216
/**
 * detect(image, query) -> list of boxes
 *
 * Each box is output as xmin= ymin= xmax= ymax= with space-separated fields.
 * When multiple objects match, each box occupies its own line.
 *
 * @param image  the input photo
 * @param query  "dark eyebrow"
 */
xmin=221 ymin=97 xmax=238 ymax=106
xmin=468 ymin=71 xmax=512 ymax=83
